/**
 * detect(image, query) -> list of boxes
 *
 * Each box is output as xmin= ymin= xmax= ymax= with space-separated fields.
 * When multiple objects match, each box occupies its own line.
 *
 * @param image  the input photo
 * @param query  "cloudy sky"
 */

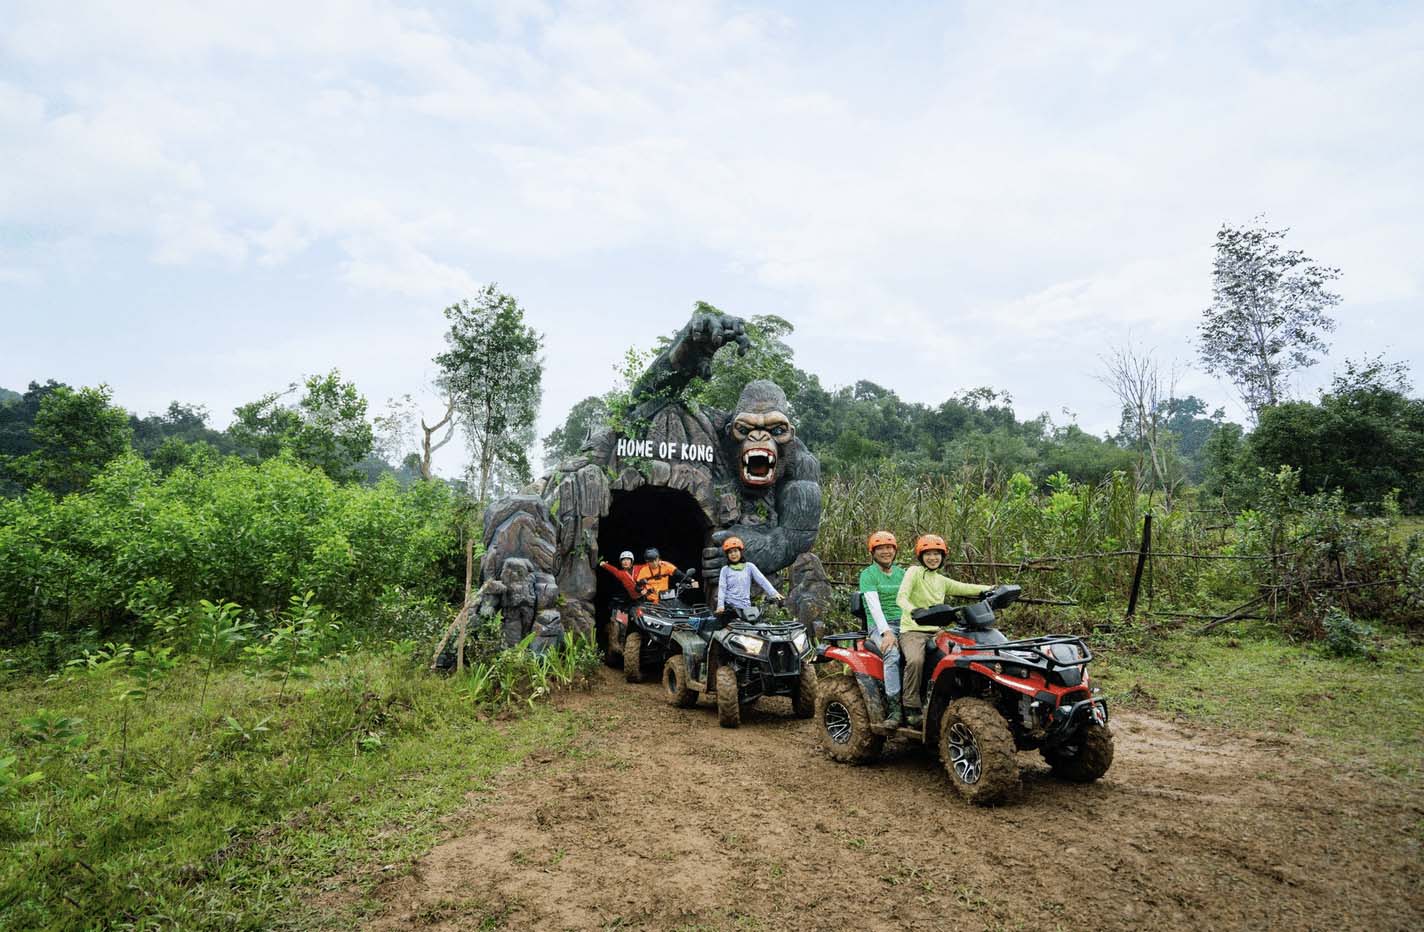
xmin=2 ymin=1 xmax=1421 ymax=471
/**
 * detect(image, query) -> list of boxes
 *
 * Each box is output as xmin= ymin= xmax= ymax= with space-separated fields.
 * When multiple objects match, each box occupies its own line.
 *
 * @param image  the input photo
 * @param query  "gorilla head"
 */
xmin=726 ymin=379 xmax=795 ymax=489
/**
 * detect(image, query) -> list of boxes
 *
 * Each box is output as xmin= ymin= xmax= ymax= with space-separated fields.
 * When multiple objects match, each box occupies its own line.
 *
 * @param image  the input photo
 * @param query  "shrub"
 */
xmin=0 ymin=453 xmax=463 ymax=654
xmin=1321 ymin=607 xmax=1373 ymax=658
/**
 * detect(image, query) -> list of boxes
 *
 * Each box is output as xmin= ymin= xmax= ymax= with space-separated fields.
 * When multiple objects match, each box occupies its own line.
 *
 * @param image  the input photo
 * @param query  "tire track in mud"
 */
xmin=368 ymin=669 xmax=1423 ymax=931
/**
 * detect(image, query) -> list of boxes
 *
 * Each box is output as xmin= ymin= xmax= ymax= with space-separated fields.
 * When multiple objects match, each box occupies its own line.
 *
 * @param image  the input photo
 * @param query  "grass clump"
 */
xmin=0 ymin=642 xmax=596 ymax=930
xmin=1094 ymin=626 xmax=1424 ymax=781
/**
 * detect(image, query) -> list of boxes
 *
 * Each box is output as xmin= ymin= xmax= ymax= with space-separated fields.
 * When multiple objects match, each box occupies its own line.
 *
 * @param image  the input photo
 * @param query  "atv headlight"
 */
xmin=792 ymin=632 xmax=809 ymax=654
xmin=729 ymin=633 xmax=767 ymax=655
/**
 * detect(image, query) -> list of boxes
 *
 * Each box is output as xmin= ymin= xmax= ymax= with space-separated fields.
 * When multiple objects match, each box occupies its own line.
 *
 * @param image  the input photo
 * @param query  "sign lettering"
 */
xmin=615 ymin=437 xmax=716 ymax=463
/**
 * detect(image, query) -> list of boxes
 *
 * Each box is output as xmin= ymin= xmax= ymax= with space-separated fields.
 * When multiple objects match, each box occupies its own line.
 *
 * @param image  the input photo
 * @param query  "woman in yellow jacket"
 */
xmin=894 ymin=534 xmax=989 ymax=727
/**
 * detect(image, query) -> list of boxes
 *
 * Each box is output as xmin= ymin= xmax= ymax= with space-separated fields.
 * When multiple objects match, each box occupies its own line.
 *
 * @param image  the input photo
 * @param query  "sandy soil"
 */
xmin=366 ymin=668 xmax=1423 ymax=931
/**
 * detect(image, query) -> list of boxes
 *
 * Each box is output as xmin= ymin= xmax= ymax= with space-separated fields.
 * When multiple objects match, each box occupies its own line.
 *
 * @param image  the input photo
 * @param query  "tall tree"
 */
xmin=435 ymin=284 xmax=544 ymax=503
xmin=2 ymin=384 xmax=133 ymax=495
xmin=230 ymin=370 xmax=373 ymax=482
xmin=0 ymin=380 xmax=69 ymax=494
xmin=130 ymin=401 xmax=237 ymax=464
xmin=1199 ymin=218 xmax=1341 ymax=418
xmin=1246 ymin=356 xmax=1424 ymax=507
xmin=1100 ymin=341 xmax=1183 ymax=505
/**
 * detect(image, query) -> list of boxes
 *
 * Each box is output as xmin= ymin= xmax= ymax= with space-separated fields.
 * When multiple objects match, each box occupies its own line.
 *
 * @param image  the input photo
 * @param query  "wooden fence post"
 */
xmin=1125 ymin=513 xmax=1152 ymax=618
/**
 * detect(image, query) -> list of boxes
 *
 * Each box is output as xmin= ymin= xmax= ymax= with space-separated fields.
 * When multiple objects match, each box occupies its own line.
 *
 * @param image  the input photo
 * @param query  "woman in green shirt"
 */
xmin=858 ymin=530 xmax=905 ymax=726
xmin=894 ymin=534 xmax=989 ymax=727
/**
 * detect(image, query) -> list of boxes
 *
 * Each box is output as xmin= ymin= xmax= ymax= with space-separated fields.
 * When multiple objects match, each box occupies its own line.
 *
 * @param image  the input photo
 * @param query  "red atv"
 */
xmin=814 ymin=585 xmax=1112 ymax=805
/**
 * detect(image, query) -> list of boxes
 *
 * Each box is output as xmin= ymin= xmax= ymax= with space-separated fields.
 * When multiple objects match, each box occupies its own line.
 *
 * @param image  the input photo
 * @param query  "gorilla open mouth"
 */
xmin=741 ymin=448 xmax=777 ymax=487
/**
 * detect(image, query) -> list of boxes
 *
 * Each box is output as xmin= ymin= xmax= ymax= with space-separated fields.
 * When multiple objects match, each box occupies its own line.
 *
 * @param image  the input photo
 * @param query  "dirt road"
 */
xmin=368 ymin=669 xmax=1422 ymax=931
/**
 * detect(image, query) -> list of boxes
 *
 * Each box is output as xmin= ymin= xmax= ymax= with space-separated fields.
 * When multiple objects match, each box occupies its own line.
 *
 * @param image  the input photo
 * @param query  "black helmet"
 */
xmin=644 ymin=548 xmax=660 ymax=561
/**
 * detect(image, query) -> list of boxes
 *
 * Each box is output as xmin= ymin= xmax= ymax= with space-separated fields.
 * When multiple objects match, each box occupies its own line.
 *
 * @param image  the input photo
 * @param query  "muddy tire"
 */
xmin=715 ymin=666 xmax=741 ymax=728
xmin=938 ymin=698 xmax=1020 ymax=805
xmin=624 ymin=632 xmax=645 ymax=683
xmin=816 ymin=676 xmax=883 ymax=764
xmin=602 ymin=620 xmax=622 ymax=669
xmin=662 ymin=655 xmax=698 ymax=707
xmin=792 ymin=665 xmax=816 ymax=719
xmin=1042 ymin=722 xmax=1114 ymax=783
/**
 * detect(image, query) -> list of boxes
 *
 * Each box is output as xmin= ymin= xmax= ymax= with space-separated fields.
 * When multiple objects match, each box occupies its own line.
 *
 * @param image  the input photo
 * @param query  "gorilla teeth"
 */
xmin=743 ymin=450 xmax=776 ymax=480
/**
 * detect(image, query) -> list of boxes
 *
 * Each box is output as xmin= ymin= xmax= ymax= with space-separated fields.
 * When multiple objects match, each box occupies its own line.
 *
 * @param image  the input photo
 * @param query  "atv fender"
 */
xmin=931 ymin=656 xmax=1042 ymax=700
xmin=821 ymin=644 xmax=884 ymax=680
xmin=670 ymin=630 xmax=708 ymax=659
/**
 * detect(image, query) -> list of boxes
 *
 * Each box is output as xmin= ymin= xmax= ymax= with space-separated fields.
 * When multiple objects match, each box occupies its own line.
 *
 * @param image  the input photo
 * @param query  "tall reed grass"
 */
xmin=817 ymin=465 xmax=1256 ymax=610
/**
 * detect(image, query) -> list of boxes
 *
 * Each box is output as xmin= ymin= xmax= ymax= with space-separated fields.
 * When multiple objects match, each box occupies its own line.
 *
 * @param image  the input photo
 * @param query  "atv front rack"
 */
xmin=962 ymin=634 xmax=1095 ymax=670
xmin=819 ymin=631 xmax=1092 ymax=669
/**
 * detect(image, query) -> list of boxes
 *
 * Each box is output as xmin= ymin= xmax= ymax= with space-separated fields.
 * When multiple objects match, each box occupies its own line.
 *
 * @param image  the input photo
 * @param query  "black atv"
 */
xmin=610 ymin=569 xmax=708 ymax=684
xmin=661 ymin=603 xmax=817 ymax=728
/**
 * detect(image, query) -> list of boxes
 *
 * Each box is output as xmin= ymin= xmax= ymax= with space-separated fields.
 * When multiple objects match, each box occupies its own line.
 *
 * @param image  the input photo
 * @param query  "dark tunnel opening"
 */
xmin=594 ymin=485 xmax=711 ymax=646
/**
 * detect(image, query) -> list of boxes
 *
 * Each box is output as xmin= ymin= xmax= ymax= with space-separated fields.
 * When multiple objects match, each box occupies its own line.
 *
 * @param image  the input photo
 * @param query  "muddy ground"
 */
xmin=367 ymin=669 xmax=1422 ymax=931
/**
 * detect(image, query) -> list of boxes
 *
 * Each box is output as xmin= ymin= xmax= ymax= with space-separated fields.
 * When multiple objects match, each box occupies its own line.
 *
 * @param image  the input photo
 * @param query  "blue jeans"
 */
xmin=875 ymin=627 xmax=902 ymax=702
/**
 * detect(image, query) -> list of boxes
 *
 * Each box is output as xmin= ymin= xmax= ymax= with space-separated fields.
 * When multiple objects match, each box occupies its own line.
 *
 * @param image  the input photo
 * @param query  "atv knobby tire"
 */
xmin=715 ymin=666 xmax=741 ymax=728
xmin=938 ymin=698 xmax=1020 ymax=805
xmin=1042 ymin=722 xmax=1114 ymax=783
xmin=624 ymin=632 xmax=645 ymax=683
xmin=663 ymin=655 xmax=698 ymax=708
xmin=602 ymin=620 xmax=622 ymax=669
xmin=792 ymin=665 xmax=816 ymax=718
xmin=815 ymin=675 xmax=883 ymax=764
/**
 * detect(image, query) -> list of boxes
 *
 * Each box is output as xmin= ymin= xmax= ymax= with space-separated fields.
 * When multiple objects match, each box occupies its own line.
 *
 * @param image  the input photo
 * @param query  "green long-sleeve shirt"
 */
xmin=895 ymin=565 xmax=985 ymax=632
xmin=858 ymin=563 xmax=905 ymax=632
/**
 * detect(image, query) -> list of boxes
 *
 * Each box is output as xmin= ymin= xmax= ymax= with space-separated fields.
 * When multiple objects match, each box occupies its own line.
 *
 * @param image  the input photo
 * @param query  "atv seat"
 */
xmin=861 ymin=630 xmax=882 ymax=657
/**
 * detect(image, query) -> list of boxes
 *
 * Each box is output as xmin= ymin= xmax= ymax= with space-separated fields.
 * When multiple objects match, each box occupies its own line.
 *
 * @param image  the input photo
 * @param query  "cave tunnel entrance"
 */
xmin=594 ymin=485 xmax=711 ymax=646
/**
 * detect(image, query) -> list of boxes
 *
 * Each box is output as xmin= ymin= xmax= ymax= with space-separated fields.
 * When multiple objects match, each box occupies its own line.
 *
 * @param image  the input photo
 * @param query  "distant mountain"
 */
xmin=0 ymin=387 xmax=20 ymax=404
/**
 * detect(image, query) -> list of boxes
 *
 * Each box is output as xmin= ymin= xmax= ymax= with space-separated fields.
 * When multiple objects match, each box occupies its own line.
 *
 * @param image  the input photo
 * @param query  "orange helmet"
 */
xmin=721 ymin=536 xmax=746 ymax=554
xmin=914 ymin=534 xmax=948 ymax=561
xmin=867 ymin=530 xmax=898 ymax=553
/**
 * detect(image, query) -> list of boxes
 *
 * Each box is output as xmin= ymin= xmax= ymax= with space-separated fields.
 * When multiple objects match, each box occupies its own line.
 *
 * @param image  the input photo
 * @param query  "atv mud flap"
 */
xmin=1044 ymin=696 xmax=1109 ymax=746
xmin=854 ymin=672 xmax=887 ymax=724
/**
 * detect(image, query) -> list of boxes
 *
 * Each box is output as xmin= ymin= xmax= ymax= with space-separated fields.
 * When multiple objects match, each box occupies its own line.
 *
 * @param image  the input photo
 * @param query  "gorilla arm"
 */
xmin=629 ymin=308 xmax=750 ymax=411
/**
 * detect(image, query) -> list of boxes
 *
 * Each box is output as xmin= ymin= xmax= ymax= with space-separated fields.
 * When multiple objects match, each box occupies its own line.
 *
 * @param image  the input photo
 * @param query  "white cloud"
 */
xmin=1 ymin=0 xmax=1421 ymax=452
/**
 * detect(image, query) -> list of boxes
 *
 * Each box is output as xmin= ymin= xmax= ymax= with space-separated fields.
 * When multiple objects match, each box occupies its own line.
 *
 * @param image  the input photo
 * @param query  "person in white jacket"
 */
xmin=715 ymin=536 xmax=781 ymax=614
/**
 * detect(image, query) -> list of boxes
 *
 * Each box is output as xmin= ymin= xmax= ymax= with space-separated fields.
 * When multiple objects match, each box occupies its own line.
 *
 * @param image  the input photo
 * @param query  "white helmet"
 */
xmin=619 ymin=550 xmax=635 ymax=562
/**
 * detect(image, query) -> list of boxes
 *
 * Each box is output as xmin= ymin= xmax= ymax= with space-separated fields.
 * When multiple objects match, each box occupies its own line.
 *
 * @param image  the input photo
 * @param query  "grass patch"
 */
xmin=0 ymin=645 xmax=591 ymax=930
xmin=1094 ymin=626 xmax=1424 ymax=781
xmin=1388 ymin=514 xmax=1424 ymax=544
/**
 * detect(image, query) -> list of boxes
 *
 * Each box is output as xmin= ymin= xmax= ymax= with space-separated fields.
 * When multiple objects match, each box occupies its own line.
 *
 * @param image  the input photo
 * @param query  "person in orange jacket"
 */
xmin=634 ymin=548 xmax=696 ymax=603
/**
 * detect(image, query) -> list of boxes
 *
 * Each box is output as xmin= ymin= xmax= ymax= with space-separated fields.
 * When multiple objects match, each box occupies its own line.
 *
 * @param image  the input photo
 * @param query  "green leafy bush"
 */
xmin=0 ymin=453 xmax=463 ymax=657
xmin=1322 ymin=607 xmax=1373 ymax=658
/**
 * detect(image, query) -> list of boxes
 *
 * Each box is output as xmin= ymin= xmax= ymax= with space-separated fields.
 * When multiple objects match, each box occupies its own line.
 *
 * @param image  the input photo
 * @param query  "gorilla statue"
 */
xmin=626 ymin=312 xmax=821 ymax=579
xmin=478 ymin=307 xmax=822 ymax=643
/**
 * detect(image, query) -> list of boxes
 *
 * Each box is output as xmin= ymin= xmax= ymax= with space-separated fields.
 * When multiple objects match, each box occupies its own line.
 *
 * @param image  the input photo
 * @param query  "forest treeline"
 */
xmin=2 ymin=219 xmax=1422 ymax=657
xmin=543 ymin=312 xmax=1424 ymax=512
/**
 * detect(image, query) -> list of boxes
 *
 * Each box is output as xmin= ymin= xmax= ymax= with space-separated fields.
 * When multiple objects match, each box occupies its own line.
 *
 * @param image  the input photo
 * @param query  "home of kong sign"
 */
xmin=614 ymin=437 xmax=718 ymax=464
